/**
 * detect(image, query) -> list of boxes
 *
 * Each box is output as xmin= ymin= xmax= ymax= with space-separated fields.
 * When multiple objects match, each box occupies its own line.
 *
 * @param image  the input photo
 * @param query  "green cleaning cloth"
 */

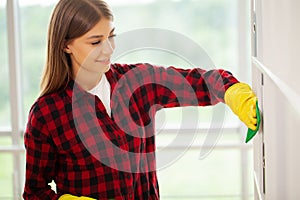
xmin=245 ymin=101 xmax=261 ymax=143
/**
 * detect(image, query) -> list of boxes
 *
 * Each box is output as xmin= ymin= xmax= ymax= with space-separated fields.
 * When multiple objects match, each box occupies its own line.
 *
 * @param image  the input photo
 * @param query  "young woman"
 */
xmin=23 ymin=0 xmax=258 ymax=199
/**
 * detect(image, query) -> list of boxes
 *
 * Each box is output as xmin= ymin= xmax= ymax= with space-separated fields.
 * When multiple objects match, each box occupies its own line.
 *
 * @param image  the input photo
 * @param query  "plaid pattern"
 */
xmin=23 ymin=63 xmax=238 ymax=200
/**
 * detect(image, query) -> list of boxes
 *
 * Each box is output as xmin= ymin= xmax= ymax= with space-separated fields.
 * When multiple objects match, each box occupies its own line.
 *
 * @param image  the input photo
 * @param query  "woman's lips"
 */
xmin=96 ymin=58 xmax=110 ymax=65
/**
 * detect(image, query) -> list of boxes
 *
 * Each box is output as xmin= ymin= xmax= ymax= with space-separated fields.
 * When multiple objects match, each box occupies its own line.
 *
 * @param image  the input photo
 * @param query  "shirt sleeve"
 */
xmin=114 ymin=63 xmax=239 ymax=108
xmin=152 ymin=65 xmax=239 ymax=107
xmin=23 ymin=103 xmax=59 ymax=200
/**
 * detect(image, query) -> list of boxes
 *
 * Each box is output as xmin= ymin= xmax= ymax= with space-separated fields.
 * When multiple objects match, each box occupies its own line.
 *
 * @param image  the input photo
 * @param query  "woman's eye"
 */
xmin=91 ymin=35 xmax=116 ymax=45
xmin=91 ymin=41 xmax=101 ymax=45
xmin=109 ymin=34 xmax=117 ymax=39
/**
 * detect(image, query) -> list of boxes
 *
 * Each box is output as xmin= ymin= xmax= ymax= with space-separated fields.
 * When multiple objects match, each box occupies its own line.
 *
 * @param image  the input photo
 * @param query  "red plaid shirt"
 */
xmin=23 ymin=63 xmax=238 ymax=200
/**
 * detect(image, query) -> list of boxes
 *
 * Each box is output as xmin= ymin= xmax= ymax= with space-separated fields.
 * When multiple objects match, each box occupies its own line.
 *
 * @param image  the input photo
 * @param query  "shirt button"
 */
xmin=129 ymin=193 xmax=133 ymax=199
xmin=127 ymin=174 xmax=131 ymax=179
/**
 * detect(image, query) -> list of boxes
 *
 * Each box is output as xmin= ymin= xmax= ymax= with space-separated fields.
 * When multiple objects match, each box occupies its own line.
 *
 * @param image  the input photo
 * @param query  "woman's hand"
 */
xmin=58 ymin=194 xmax=96 ymax=200
xmin=224 ymin=83 xmax=258 ymax=130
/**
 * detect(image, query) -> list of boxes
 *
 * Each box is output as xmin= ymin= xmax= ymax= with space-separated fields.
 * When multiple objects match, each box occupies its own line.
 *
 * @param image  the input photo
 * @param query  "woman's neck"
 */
xmin=73 ymin=68 xmax=102 ymax=91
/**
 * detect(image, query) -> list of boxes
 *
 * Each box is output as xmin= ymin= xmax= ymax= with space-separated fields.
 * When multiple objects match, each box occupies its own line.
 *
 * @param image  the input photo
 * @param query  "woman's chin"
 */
xmin=102 ymin=63 xmax=111 ymax=73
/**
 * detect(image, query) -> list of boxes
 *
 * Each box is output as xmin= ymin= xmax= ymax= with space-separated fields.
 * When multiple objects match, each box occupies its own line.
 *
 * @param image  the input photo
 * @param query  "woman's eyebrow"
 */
xmin=87 ymin=27 xmax=115 ymax=39
xmin=110 ymin=27 xmax=115 ymax=34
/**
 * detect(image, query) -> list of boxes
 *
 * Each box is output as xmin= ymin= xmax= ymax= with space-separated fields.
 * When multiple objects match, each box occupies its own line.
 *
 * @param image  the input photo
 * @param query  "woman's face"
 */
xmin=65 ymin=18 xmax=115 ymax=78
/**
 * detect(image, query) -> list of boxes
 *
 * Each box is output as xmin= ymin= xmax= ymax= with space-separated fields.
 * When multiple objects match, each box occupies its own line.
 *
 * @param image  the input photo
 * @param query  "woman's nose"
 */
xmin=101 ymin=39 xmax=115 ymax=55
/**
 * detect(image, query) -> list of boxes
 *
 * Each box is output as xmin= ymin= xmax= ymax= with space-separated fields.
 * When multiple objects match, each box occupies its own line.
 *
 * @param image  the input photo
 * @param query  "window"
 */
xmin=0 ymin=1 xmax=14 ymax=198
xmin=20 ymin=0 xmax=59 ymax=124
xmin=0 ymin=1 xmax=11 ymax=128
xmin=0 ymin=0 xmax=253 ymax=199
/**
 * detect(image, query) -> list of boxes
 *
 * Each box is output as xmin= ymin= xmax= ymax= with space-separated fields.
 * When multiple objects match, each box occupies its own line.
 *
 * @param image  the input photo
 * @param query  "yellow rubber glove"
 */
xmin=224 ymin=83 xmax=258 ymax=130
xmin=58 ymin=194 xmax=96 ymax=200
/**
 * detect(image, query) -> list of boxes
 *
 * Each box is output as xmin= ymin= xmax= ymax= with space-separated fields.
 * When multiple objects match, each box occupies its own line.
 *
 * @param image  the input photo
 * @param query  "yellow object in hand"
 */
xmin=58 ymin=194 xmax=96 ymax=200
xmin=224 ymin=83 xmax=258 ymax=130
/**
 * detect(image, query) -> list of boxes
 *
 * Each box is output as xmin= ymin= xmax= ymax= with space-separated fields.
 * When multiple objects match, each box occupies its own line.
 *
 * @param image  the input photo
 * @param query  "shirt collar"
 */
xmin=64 ymin=68 xmax=116 ymax=103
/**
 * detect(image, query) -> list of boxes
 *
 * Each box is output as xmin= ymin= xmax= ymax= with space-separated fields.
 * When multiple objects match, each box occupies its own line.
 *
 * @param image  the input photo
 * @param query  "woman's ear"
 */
xmin=64 ymin=45 xmax=72 ymax=54
xmin=63 ymin=40 xmax=72 ymax=54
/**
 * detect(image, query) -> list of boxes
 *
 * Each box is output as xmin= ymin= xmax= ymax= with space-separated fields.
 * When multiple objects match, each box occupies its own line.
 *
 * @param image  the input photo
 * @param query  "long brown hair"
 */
xmin=40 ymin=0 xmax=113 ymax=96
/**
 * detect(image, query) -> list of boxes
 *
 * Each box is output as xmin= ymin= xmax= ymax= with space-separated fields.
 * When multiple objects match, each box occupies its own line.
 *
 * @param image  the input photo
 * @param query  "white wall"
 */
xmin=252 ymin=0 xmax=300 ymax=199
